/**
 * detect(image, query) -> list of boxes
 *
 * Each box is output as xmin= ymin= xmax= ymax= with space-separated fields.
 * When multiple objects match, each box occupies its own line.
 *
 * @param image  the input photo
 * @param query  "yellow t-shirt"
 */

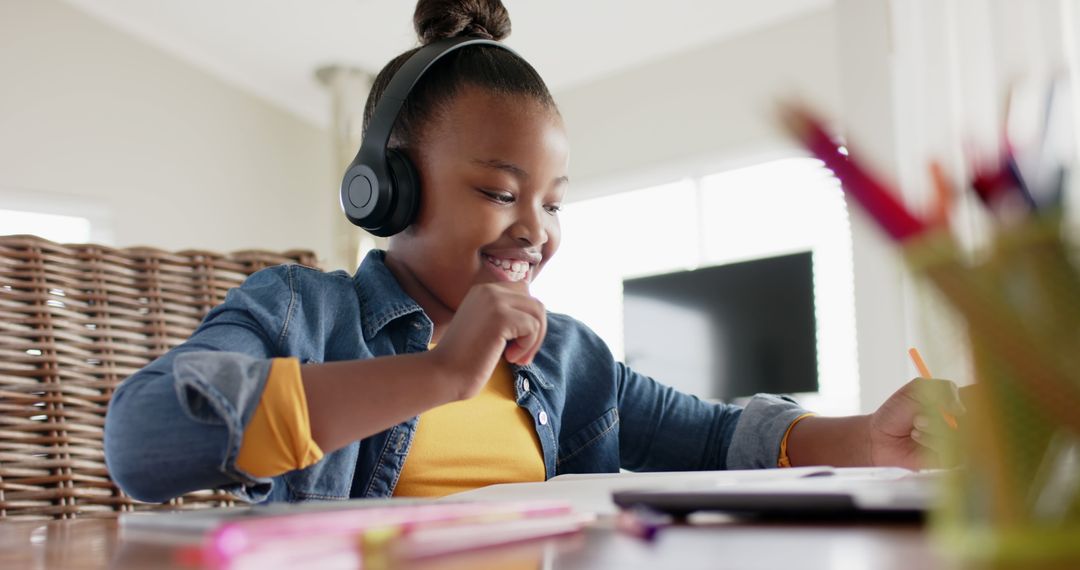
xmin=393 ymin=359 xmax=545 ymax=497
xmin=236 ymin=356 xmax=545 ymax=496
xmin=235 ymin=357 xmax=324 ymax=477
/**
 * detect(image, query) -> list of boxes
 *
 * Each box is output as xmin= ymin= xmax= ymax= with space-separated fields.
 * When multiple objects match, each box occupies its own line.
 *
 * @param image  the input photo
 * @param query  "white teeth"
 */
xmin=484 ymin=254 xmax=531 ymax=282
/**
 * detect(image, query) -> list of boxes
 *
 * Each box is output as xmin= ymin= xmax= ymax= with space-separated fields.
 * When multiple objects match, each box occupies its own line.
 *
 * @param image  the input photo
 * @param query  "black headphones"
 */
xmin=340 ymin=37 xmax=523 ymax=237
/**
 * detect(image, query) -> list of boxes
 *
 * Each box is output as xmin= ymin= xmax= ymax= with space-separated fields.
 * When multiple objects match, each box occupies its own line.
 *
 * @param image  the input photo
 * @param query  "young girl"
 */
xmin=104 ymin=0 xmax=962 ymax=504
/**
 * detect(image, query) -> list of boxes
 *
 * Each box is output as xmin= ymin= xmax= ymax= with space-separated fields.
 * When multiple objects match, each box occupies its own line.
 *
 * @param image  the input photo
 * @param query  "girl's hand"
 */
xmin=868 ymin=377 xmax=966 ymax=469
xmin=427 ymin=281 xmax=546 ymax=401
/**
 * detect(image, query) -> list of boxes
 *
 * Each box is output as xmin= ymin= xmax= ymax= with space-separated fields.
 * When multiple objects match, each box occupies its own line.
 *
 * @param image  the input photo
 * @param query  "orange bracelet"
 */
xmin=777 ymin=413 xmax=816 ymax=468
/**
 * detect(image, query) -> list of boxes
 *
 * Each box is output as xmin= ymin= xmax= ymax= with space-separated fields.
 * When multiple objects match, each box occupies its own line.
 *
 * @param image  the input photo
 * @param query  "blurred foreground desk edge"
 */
xmin=0 ymin=516 xmax=937 ymax=570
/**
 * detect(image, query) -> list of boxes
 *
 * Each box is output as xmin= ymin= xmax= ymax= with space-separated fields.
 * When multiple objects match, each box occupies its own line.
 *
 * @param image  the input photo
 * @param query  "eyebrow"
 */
xmin=472 ymin=158 xmax=570 ymax=187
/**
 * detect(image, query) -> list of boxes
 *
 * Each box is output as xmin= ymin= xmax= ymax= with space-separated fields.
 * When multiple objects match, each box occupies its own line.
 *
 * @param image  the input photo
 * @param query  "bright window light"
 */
xmin=531 ymin=157 xmax=859 ymax=414
xmin=0 ymin=209 xmax=92 ymax=243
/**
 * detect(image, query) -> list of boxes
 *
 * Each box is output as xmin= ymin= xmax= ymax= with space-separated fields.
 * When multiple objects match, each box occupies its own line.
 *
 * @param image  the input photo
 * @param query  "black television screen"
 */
xmin=622 ymin=252 xmax=818 ymax=401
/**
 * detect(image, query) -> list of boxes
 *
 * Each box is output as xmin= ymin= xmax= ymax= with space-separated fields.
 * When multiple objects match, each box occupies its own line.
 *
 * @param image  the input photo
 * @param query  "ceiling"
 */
xmin=62 ymin=0 xmax=832 ymax=128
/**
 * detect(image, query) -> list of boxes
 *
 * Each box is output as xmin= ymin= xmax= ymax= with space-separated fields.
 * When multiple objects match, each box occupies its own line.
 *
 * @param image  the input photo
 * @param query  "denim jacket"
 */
xmin=104 ymin=250 xmax=810 ymax=504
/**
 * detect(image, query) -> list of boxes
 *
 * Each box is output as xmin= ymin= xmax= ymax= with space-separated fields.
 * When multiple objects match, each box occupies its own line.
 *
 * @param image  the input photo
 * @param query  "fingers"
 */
xmin=520 ymin=294 xmax=547 ymax=363
xmin=501 ymin=294 xmax=546 ymax=365
xmin=478 ymin=283 xmax=544 ymax=365
xmin=498 ymin=278 xmax=532 ymax=294
xmin=910 ymin=405 xmax=969 ymax=471
xmin=908 ymin=430 xmax=947 ymax=469
xmin=902 ymin=377 xmax=965 ymax=417
xmin=454 ymin=282 xmax=547 ymax=366
xmin=910 ymin=413 xmax=954 ymax=453
xmin=902 ymin=379 xmax=965 ymax=464
xmin=915 ymin=377 xmax=967 ymax=420
xmin=910 ymin=431 xmax=951 ymax=465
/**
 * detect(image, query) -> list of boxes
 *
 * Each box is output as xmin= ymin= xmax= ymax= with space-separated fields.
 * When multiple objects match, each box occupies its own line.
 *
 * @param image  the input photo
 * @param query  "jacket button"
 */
xmin=538 ymin=410 xmax=548 ymax=425
xmin=522 ymin=378 xmax=530 ymax=392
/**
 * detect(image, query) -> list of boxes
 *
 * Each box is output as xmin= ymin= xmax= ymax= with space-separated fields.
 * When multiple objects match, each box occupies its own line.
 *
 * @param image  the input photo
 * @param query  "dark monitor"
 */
xmin=622 ymin=252 xmax=818 ymax=401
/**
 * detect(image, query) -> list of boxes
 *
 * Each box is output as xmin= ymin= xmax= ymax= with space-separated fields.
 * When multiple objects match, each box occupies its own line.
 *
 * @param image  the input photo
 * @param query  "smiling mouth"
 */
xmin=482 ymin=254 xmax=533 ymax=283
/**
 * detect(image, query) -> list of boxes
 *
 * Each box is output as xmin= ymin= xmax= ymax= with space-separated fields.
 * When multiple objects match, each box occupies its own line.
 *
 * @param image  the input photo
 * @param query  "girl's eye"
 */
xmin=544 ymin=204 xmax=562 ymax=215
xmin=481 ymin=189 xmax=514 ymax=204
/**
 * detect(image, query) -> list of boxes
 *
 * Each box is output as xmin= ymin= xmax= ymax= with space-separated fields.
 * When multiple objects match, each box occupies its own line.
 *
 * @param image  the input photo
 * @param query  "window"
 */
xmin=1 ymin=189 xmax=111 ymax=245
xmin=0 ymin=209 xmax=93 ymax=243
xmin=531 ymin=157 xmax=859 ymax=414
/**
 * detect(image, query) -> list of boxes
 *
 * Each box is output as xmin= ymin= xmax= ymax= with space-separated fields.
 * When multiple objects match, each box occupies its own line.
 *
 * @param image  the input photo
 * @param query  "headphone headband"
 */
xmin=360 ymin=37 xmax=513 ymax=167
xmin=340 ymin=37 xmax=522 ymax=236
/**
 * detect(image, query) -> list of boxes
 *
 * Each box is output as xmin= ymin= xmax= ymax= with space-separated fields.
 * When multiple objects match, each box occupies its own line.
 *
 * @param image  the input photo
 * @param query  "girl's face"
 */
xmin=386 ymin=85 xmax=569 ymax=320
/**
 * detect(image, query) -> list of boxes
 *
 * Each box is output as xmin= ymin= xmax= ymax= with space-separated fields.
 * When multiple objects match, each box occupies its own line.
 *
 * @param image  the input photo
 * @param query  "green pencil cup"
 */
xmin=904 ymin=217 xmax=1080 ymax=569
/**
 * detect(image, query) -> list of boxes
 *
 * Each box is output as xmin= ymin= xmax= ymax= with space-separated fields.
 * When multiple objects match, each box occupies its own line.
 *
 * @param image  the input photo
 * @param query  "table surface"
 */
xmin=0 ymin=515 xmax=942 ymax=570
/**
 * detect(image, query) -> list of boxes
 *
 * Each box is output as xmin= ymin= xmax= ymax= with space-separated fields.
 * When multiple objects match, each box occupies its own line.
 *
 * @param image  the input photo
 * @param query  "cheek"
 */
xmin=409 ymin=188 xmax=474 ymax=244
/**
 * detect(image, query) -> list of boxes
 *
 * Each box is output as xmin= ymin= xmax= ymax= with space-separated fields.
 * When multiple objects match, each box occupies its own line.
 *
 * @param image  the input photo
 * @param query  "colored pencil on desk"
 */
xmin=364 ymin=511 xmax=593 ymax=560
xmin=203 ymin=500 xmax=577 ymax=568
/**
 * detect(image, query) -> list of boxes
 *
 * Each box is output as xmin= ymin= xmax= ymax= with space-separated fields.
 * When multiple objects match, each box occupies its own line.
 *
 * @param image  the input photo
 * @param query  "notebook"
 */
xmin=451 ymin=467 xmax=942 ymax=518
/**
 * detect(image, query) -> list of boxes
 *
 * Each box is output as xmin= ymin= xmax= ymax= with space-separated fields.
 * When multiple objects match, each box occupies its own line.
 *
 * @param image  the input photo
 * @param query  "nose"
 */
xmin=510 ymin=201 xmax=548 ymax=246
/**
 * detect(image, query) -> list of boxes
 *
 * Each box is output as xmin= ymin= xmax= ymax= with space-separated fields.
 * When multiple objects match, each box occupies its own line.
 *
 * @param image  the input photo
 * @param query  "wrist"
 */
xmin=787 ymin=414 xmax=874 ymax=467
xmin=418 ymin=349 xmax=462 ymax=405
xmin=855 ymin=413 xmax=874 ymax=466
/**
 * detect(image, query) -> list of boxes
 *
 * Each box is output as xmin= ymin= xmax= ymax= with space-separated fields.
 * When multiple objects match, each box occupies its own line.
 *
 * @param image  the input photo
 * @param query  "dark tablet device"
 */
xmin=612 ymin=474 xmax=935 ymax=520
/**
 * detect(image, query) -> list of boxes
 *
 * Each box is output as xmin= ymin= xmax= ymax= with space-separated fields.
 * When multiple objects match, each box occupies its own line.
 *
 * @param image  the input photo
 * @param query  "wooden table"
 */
xmin=0 ymin=515 xmax=941 ymax=569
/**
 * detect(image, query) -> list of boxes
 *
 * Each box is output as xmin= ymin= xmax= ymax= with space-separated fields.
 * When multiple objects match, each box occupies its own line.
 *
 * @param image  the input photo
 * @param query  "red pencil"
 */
xmin=781 ymin=105 xmax=927 ymax=242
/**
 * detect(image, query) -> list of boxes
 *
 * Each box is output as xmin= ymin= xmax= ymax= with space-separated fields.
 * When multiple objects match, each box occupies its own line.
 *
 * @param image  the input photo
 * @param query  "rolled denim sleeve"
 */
xmin=104 ymin=266 xmax=295 ymax=504
xmin=725 ymin=393 xmax=813 ymax=469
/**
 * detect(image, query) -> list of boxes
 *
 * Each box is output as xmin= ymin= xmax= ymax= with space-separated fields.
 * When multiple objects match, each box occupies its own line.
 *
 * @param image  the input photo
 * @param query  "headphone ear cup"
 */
xmin=377 ymin=149 xmax=421 ymax=236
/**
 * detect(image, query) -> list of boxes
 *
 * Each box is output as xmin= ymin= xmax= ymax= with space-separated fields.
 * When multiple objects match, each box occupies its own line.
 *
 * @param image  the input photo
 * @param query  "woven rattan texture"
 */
xmin=0 ymin=235 xmax=319 ymax=520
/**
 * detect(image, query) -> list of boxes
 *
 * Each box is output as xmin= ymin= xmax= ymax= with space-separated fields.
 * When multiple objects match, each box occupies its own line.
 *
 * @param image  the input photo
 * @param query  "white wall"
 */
xmin=0 ymin=0 xmax=337 ymax=265
xmin=555 ymin=9 xmax=842 ymax=198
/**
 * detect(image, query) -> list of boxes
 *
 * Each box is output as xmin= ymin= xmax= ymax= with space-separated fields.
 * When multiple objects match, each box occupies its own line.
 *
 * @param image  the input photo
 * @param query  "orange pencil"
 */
xmin=908 ymin=347 xmax=959 ymax=430
xmin=928 ymin=161 xmax=953 ymax=228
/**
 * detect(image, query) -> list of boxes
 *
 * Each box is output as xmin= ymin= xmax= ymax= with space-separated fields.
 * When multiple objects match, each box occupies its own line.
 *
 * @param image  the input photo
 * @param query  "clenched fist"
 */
xmin=427 ymin=281 xmax=546 ymax=401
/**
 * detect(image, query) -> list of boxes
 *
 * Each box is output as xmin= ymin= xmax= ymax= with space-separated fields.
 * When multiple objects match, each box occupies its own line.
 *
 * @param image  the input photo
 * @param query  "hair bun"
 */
xmin=413 ymin=0 xmax=511 ymax=45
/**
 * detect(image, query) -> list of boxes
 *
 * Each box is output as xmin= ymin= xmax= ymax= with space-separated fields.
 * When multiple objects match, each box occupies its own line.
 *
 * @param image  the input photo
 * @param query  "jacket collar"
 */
xmin=353 ymin=250 xmax=428 ymax=341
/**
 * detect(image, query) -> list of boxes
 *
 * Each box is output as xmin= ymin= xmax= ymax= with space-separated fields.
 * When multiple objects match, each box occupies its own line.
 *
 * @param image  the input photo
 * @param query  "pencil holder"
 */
xmin=904 ymin=216 xmax=1080 ymax=568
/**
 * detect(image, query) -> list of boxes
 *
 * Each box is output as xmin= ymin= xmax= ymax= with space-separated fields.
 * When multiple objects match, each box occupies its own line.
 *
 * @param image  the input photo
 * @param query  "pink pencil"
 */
xmin=203 ymin=500 xmax=576 ymax=568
